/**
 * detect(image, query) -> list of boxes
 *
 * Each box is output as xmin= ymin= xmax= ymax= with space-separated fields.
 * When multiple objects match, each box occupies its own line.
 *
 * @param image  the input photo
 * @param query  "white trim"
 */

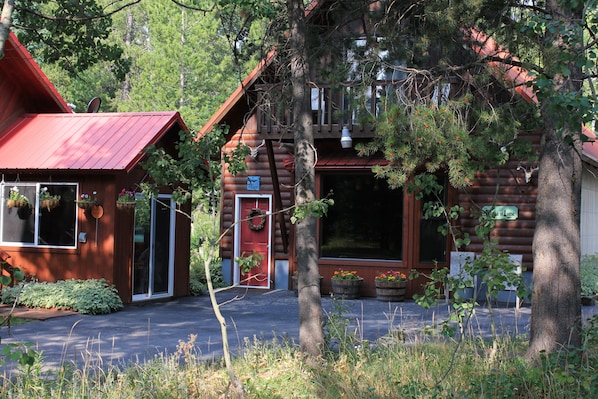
xmin=233 ymin=194 xmax=272 ymax=288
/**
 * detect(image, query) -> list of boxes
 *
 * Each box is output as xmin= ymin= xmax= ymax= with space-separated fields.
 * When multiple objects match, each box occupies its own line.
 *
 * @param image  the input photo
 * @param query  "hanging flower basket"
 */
xmin=247 ymin=208 xmax=266 ymax=231
xmin=116 ymin=201 xmax=136 ymax=211
xmin=6 ymin=199 xmax=28 ymax=208
xmin=41 ymin=198 xmax=60 ymax=211
xmin=76 ymin=201 xmax=95 ymax=210
xmin=6 ymin=187 xmax=29 ymax=208
xmin=76 ymin=192 xmax=97 ymax=210
xmin=39 ymin=187 xmax=60 ymax=211
xmin=117 ymin=188 xmax=136 ymax=211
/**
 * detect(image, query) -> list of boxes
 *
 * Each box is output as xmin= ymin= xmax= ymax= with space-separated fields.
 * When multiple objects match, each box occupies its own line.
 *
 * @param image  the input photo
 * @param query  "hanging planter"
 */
xmin=6 ymin=187 xmax=29 ymax=208
xmin=116 ymin=201 xmax=136 ymax=211
xmin=76 ymin=201 xmax=95 ymax=210
xmin=39 ymin=187 xmax=60 ymax=211
xmin=117 ymin=188 xmax=136 ymax=211
xmin=6 ymin=199 xmax=28 ymax=208
xmin=75 ymin=192 xmax=97 ymax=210
xmin=40 ymin=198 xmax=60 ymax=211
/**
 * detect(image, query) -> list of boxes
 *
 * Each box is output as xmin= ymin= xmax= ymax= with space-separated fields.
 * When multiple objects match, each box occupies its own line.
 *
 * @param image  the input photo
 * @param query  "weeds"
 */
xmin=0 ymin=310 xmax=596 ymax=398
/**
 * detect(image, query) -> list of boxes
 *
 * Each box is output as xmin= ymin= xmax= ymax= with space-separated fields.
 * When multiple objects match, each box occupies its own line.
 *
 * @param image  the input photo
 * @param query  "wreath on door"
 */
xmin=247 ymin=208 xmax=266 ymax=231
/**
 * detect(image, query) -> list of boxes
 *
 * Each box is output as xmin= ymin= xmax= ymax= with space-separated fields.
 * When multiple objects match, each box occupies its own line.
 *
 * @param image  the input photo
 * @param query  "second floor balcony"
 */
xmin=255 ymin=77 xmax=466 ymax=140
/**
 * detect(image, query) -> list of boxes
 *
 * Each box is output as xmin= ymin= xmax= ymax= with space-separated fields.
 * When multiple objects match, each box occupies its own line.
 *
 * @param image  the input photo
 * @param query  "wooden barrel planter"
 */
xmin=331 ymin=278 xmax=363 ymax=299
xmin=375 ymin=280 xmax=407 ymax=302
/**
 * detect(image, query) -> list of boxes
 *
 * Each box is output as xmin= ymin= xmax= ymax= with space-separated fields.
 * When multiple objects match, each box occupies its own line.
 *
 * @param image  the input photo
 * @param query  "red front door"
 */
xmin=237 ymin=196 xmax=270 ymax=288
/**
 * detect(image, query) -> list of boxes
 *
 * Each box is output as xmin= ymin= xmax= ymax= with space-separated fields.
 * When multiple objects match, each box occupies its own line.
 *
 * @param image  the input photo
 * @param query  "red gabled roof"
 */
xmin=0 ymin=112 xmax=187 ymax=172
xmin=1 ymin=32 xmax=71 ymax=114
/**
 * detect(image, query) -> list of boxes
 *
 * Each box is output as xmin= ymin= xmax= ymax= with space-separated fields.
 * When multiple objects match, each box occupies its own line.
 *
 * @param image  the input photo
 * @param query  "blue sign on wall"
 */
xmin=247 ymin=176 xmax=260 ymax=191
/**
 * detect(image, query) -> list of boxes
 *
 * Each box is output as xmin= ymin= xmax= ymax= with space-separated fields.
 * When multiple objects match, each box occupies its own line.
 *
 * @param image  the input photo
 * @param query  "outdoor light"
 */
xmin=340 ymin=126 xmax=352 ymax=148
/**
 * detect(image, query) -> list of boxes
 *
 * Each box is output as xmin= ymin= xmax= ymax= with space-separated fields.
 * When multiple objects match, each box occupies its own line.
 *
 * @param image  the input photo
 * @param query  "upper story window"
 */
xmin=1 ymin=182 xmax=78 ymax=248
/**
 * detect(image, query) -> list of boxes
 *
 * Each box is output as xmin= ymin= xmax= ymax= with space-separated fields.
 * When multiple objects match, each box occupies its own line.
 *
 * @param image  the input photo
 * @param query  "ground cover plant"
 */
xmin=0 ymin=303 xmax=596 ymax=398
xmin=0 ymin=279 xmax=123 ymax=315
xmin=581 ymin=254 xmax=598 ymax=297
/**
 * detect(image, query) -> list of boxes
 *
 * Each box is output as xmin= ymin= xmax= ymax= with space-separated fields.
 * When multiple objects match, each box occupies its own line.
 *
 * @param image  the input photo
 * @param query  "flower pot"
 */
xmin=6 ymin=199 xmax=16 ymax=208
xmin=375 ymin=280 xmax=407 ymax=302
xmin=76 ymin=201 xmax=95 ymax=210
xmin=331 ymin=278 xmax=363 ymax=299
xmin=41 ymin=198 xmax=59 ymax=211
xmin=116 ymin=201 xmax=136 ymax=211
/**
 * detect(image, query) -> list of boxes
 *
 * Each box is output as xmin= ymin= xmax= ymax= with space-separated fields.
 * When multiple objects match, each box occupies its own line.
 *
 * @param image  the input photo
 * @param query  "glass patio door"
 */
xmin=132 ymin=195 xmax=174 ymax=301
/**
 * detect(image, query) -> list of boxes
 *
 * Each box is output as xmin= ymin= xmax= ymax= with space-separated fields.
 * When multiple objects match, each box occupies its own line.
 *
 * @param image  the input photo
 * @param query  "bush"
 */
xmin=189 ymin=247 xmax=226 ymax=295
xmin=581 ymin=254 xmax=598 ymax=296
xmin=1 ymin=279 xmax=123 ymax=315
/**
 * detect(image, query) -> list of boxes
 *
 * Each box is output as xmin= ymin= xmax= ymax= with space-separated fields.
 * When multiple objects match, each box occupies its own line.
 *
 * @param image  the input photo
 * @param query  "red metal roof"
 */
xmin=0 ymin=112 xmax=187 ymax=172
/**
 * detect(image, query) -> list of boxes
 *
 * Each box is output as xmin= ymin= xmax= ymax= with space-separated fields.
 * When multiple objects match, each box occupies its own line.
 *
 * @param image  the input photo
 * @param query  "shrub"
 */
xmin=189 ymin=249 xmax=225 ymax=295
xmin=581 ymin=254 xmax=598 ymax=296
xmin=1 ymin=279 xmax=123 ymax=315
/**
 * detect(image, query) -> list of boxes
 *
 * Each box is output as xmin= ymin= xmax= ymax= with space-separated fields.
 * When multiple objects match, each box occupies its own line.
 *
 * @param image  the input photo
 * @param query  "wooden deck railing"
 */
xmin=255 ymin=77 xmax=465 ymax=139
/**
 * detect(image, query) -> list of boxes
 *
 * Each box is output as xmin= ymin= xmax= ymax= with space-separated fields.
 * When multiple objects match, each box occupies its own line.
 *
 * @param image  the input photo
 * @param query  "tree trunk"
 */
xmin=120 ymin=9 xmax=133 ymax=100
xmin=527 ymin=0 xmax=583 ymax=358
xmin=287 ymin=0 xmax=324 ymax=357
xmin=0 ymin=0 xmax=15 ymax=59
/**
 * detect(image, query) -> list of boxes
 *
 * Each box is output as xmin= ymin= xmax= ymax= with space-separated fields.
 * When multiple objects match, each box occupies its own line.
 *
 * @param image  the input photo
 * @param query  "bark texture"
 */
xmin=288 ymin=0 xmax=324 ymax=357
xmin=527 ymin=0 xmax=583 ymax=358
xmin=0 ymin=0 xmax=15 ymax=60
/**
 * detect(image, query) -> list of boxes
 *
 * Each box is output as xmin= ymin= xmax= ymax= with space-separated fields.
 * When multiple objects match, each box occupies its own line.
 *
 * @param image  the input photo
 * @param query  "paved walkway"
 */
xmin=0 ymin=289 xmax=596 ymax=374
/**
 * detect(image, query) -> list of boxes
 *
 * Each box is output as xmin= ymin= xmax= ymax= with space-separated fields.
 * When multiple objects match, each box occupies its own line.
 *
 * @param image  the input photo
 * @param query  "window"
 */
xmin=2 ymin=183 xmax=78 ymax=248
xmin=320 ymin=173 xmax=403 ymax=260
xmin=418 ymin=177 xmax=448 ymax=263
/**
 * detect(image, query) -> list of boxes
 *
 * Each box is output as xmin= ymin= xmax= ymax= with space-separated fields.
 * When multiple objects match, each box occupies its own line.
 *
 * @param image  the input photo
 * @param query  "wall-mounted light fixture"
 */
xmin=340 ymin=126 xmax=352 ymax=148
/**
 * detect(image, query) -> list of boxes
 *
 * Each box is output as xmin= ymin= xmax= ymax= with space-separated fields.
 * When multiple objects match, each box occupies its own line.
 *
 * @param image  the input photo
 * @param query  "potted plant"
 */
xmin=75 ymin=192 xmax=97 ymax=210
xmin=6 ymin=186 xmax=29 ymax=208
xmin=39 ymin=186 xmax=61 ymax=211
xmin=331 ymin=270 xmax=363 ymax=299
xmin=116 ymin=188 xmax=136 ymax=210
xmin=581 ymin=254 xmax=598 ymax=306
xmin=374 ymin=270 xmax=408 ymax=302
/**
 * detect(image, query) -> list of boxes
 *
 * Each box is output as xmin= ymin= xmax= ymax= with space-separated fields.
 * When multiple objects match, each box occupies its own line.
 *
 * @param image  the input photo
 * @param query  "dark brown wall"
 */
xmin=1 ymin=174 xmax=118 ymax=286
xmin=1 ymin=170 xmax=191 ymax=304
xmin=220 ymin=115 xmax=295 ymax=262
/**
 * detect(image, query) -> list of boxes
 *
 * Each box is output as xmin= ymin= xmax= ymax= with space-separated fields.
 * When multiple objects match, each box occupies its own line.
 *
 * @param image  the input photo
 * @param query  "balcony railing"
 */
xmin=255 ymin=77 xmax=465 ymax=139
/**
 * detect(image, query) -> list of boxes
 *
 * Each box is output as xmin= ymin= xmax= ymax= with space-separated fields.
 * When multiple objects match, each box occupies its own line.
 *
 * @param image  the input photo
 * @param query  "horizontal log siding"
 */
xmin=220 ymin=127 xmax=295 ymax=261
xmin=457 ymin=160 xmax=538 ymax=270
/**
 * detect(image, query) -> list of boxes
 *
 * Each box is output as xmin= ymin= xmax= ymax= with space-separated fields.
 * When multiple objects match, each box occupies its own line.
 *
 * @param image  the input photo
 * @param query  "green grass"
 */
xmin=1 ymin=316 xmax=597 ymax=399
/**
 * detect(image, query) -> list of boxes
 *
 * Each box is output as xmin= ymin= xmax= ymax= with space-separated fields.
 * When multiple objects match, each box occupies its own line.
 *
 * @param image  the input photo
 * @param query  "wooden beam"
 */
xmin=265 ymin=139 xmax=289 ymax=253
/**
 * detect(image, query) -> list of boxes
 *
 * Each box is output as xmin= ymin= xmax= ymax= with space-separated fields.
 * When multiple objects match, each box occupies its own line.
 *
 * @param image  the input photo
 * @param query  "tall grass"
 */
xmin=1 ymin=314 xmax=597 ymax=398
